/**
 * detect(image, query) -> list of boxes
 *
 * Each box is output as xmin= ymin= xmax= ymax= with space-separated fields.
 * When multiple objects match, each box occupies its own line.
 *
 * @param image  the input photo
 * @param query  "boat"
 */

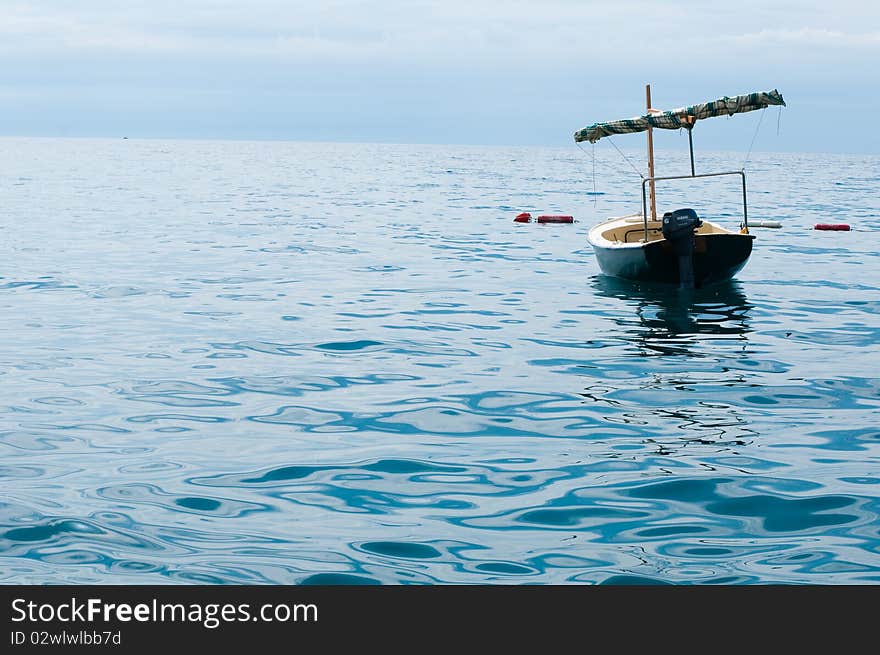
xmin=575 ymin=87 xmax=785 ymax=288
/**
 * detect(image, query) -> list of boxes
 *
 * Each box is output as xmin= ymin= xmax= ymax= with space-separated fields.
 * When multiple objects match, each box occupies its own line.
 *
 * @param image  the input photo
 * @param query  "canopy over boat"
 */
xmin=574 ymin=90 xmax=785 ymax=144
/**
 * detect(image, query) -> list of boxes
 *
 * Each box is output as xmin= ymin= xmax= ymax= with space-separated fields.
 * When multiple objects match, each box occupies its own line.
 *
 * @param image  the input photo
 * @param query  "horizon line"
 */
xmin=0 ymin=133 xmax=875 ymax=158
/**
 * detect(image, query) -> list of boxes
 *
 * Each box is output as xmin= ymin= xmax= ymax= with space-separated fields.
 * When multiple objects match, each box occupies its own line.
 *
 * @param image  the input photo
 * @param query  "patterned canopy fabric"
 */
xmin=574 ymin=90 xmax=786 ymax=143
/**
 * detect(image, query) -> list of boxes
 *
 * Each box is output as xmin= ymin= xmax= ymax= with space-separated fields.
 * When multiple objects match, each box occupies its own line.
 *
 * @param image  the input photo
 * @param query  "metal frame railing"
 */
xmin=640 ymin=170 xmax=748 ymax=242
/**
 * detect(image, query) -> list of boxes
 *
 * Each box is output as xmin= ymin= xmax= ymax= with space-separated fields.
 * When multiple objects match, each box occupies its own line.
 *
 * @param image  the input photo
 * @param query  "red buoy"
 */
xmin=537 ymin=215 xmax=574 ymax=224
xmin=514 ymin=212 xmax=532 ymax=223
xmin=814 ymin=223 xmax=851 ymax=231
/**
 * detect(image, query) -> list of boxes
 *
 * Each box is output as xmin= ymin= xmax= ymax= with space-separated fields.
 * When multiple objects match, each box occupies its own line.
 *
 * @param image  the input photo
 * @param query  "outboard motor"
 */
xmin=661 ymin=208 xmax=702 ymax=289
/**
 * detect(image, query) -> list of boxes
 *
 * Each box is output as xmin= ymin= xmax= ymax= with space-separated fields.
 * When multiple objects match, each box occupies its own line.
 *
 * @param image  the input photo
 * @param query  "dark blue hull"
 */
xmin=592 ymin=233 xmax=754 ymax=287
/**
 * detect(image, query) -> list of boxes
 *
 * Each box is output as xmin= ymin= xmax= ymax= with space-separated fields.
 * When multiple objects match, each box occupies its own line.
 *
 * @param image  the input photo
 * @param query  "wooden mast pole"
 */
xmin=646 ymin=84 xmax=657 ymax=221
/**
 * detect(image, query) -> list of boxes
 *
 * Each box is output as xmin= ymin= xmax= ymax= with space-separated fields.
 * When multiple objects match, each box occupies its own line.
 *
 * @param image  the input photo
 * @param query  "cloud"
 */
xmin=4 ymin=1 xmax=877 ymax=79
xmin=3 ymin=0 xmax=869 ymax=61
xmin=724 ymin=27 xmax=880 ymax=48
xmin=0 ymin=1 xmax=877 ymax=151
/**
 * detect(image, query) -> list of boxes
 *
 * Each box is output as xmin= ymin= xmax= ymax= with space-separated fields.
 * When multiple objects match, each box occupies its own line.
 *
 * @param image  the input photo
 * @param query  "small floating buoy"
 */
xmin=750 ymin=220 xmax=782 ymax=228
xmin=514 ymin=212 xmax=532 ymax=223
xmin=537 ymin=215 xmax=574 ymax=224
xmin=814 ymin=223 xmax=851 ymax=231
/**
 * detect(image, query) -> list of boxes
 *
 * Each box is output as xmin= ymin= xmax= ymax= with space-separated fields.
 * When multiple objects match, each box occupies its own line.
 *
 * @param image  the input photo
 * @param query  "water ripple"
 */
xmin=1 ymin=140 xmax=878 ymax=583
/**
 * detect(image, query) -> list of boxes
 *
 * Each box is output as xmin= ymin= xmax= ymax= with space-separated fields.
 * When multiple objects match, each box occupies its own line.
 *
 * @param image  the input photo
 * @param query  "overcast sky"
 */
xmin=2 ymin=1 xmax=878 ymax=153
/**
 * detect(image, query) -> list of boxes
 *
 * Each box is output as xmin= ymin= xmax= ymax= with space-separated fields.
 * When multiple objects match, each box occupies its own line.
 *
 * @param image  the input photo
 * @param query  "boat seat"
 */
xmin=623 ymin=227 xmax=662 ymax=243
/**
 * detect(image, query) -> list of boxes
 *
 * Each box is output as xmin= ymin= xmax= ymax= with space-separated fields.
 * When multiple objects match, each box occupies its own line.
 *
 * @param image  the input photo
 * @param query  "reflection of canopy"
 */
xmin=574 ymin=90 xmax=786 ymax=144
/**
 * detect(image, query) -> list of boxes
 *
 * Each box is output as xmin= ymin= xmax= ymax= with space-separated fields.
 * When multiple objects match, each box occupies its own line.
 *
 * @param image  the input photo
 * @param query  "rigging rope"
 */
xmin=591 ymin=143 xmax=597 ymax=205
xmin=606 ymin=137 xmax=645 ymax=179
xmin=741 ymin=107 xmax=766 ymax=171
xmin=576 ymin=135 xmax=650 ymax=209
xmin=577 ymin=135 xmax=644 ymax=180
xmin=575 ymin=141 xmax=600 ymax=206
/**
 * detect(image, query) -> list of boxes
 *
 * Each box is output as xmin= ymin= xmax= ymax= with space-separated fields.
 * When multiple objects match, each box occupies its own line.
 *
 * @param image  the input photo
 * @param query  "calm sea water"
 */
xmin=1 ymin=137 xmax=878 ymax=584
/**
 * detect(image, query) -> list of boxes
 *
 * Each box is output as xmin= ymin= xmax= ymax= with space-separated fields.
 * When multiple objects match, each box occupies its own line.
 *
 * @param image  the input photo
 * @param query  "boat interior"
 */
xmin=599 ymin=215 xmax=736 ymax=244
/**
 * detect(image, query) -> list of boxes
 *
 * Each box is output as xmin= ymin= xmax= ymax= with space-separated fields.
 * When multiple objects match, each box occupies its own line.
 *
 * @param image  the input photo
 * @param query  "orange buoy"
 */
xmin=537 ymin=215 xmax=574 ymax=224
xmin=514 ymin=212 xmax=532 ymax=223
xmin=814 ymin=223 xmax=851 ymax=231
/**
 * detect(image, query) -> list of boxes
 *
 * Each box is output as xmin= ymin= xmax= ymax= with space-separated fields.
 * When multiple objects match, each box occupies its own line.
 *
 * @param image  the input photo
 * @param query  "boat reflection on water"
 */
xmin=588 ymin=276 xmax=759 ymax=448
xmin=591 ymin=276 xmax=753 ymax=356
